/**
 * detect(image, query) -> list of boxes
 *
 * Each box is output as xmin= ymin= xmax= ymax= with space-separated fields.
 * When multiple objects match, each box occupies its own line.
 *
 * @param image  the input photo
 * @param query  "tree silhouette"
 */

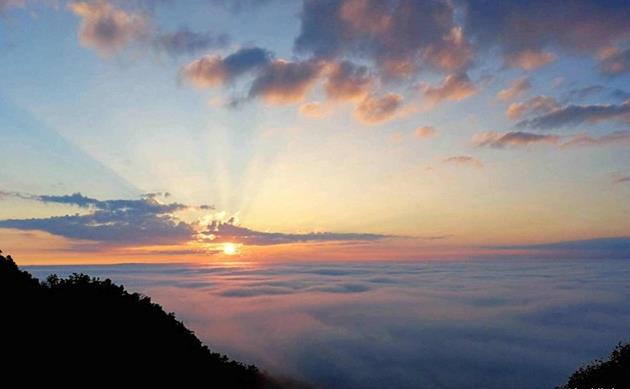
xmin=0 ymin=250 xmax=307 ymax=388
xmin=556 ymin=342 xmax=630 ymax=388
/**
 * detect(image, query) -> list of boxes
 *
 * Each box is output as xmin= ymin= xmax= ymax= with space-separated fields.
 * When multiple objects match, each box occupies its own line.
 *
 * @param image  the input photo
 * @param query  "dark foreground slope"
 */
xmin=557 ymin=342 xmax=630 ymax=389
xmin=0 ymin=251 xmax=305 ymax=388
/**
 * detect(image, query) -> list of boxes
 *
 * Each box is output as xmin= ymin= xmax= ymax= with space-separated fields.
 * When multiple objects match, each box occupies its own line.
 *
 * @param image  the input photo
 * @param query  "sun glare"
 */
xmin=223 ymin=243 xmax=237 ymax=255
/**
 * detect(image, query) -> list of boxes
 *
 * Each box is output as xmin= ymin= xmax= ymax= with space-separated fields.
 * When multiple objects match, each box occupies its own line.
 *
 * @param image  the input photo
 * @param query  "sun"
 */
xmin=222 ymin=243 xmax=237 ymax=255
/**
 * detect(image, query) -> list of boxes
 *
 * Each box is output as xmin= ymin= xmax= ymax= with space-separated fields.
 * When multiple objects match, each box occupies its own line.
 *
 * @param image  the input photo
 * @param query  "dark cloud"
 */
xmin=473 ymin=131 xmax=559 ymax=148
xmin=0 ymin=192 xmax=196 ymax=245
xmin=155 ymin=27 xmax=229 ymax=56
xmin=462 ymin=0 xmax=630 ymax=69
xmin=489 ymin=237 xmax=630 ymax=258
xmin=294 ymin=0 xmax=471 ymax=77
xmin=0 ymin=192 xmax=396 ymax=248
xmin=183 ymin=47 xmax=274 ymax=87
xmin=564 ymin=85 xmax=606 ymax=101
xmin=517 ymin=101 xmax=630 ymax=130
xmin=201 ymin=219 xmax=393 ymax=246
xmin=564 ymin=86 xmax=630 ymax=103
xmin=248 ymin=59 xmax=324 ymax=104
xmin=474 ymin=130 xmax=630 ymax=149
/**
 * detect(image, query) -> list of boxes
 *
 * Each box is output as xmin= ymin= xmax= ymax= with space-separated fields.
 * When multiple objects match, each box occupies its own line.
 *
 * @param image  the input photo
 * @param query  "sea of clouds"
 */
xmin=28 ymin=258 xmax=630 ymax=389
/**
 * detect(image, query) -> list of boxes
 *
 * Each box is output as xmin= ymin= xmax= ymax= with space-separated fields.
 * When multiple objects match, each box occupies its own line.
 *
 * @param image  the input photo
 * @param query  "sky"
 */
xmin=1 ymin=0 xmax=629 ymax=264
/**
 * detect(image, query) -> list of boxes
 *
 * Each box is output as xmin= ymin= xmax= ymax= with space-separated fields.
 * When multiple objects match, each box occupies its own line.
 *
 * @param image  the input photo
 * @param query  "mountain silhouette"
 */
xmin=0 ymin=250 xmax=308 ymax=387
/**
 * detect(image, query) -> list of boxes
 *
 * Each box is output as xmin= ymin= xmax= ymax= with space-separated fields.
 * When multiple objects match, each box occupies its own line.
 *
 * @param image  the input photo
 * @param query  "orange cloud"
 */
xmin=299 ymin=102 xmax=329 ymax=118
xmin=497 ymin=77 xmax=531 ymax=101
xmin=423 ymin=73 xmax=478 ymax=105
xmin=69 ymin=1 xmax=148 ymax=56
xmin=414 ymin=126 xmax=438 ymax=140
xmin=249 ymin=60 xmax=324 ymax=104
xmin=354 ymin=93 xmax=403 ymax=124
xmin=504 ymin=49 xmax=556 ymax=71
xmin=442 ymin=155 xmax=483 ymax=168
xmin=182 ymin=47 xmax=272 ymax=88
xmin=324 ymin=61 xmax=374 ymax=101
xmin=506 ymin=96 xmax=559 ymax=120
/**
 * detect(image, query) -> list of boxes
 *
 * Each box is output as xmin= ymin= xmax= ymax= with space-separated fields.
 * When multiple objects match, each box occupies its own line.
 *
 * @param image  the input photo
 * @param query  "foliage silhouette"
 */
xmin=0 ymin=251 xmax=307 ymax=388
xmin=557 ymin=342 xmax=630 ymax=389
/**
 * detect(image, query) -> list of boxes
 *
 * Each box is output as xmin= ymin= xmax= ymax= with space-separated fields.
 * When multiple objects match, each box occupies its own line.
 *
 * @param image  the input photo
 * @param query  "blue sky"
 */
xmin=1 ymin=0 xmax=629 ymax=263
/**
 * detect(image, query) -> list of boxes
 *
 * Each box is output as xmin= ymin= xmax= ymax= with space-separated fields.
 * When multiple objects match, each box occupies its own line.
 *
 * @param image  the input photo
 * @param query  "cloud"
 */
xmin=324 ymin=61 xmax=374 ymax=101
xmin=0 ymin=192 xmax=397 ymax=248
xmin=517 ymin=101 xmax=630 ymax=130
xmin=497 ymin=77 xmax=531 ymax=101
xmin=414 ymin=126 xmax=437 ymax=140
xmin=598 ymin=47 xmax=630 ymax=76
xmin=155 ymin=27 xmax=229 ymax=56
xmin=423 ymin=73 xmax=478 ymax=106
xmin=201 ymin=218 xmax=393 ymax=246
xmin=564 ymin=85 xmax=606 ymax=101
xmin=614 ymin=176 xmax=630 ymax=184
xmin=299 ymin=101 xmax=329 ymax=118
xmin=248 ymin=59 xmax=324 ymax=104
xmin=503 ymin=50 xmax=556 ymax=70
xmin=560 ymin=130 xmax=630 ymax=148
xmin=506 ymin=96 xmax=560 ymax=120
xmin=32 ymin=257 xmax=630 ymax=388
xmin=442 ymin=155 xmax=483 ymax=168
xmin=564 ymin=86 xmax=630 ymax=103
xmin=182 ymin=47 xmax=273 ymax=87
xmin=473 ymin=130 xmax=630 ymax=149
xmin=0 ymin=192 xmax=196 ymax=245
xmin=488 ymin=237 xmax=630 ymax=258
xmin=462 ymin=0 xmax=630 ymax=69
xmin=294 ymin=0 xmax=471 ymax=78
xmin=354 ymin=93 xmax=403 ymax=124
xmin=69 ymin=1 xmax=149 ymax=56
xmin=473 ymin=131 xmax=559 ymax=148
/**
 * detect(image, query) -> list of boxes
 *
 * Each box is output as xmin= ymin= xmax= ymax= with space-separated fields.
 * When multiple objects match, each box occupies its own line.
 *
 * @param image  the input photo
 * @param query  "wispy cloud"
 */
xmin=0 ymin=192 xmax=395 ymax=249
xmin=200 ymin=219 xmax=393 ymax=246
xmin=473 ymin=131 xmax=559 ymax=148
xmin=517 ymin=101 xmax=630 ymax=130
xmin=497 ymin=77 xmax=530 ymax=101
xmin=442 ymin=155 xmax=483 ymax=168
xmin=474 ymin=130 xmax=630 ymax=149
xmin=422 ymin=73 xmax=478 ymax=106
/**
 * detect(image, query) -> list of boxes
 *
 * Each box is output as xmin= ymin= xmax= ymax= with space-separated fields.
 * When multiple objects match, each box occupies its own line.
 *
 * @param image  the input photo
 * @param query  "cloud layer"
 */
xmin=27 ymin=257 xmax=630 ymax=388
xmin=0 ymin=192 xmax=394 ymax=249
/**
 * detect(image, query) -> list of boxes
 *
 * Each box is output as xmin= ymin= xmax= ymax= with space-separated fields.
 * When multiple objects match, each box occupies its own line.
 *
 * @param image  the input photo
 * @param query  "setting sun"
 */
xmin=223 ymin=243 xmax=237 ymax=255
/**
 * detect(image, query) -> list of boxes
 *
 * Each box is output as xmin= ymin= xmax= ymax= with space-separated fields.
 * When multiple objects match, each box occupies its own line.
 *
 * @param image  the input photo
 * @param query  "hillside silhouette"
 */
xmin=557 ymin=342 xmax=630 ymax=389
xmin=0 ymin=250 xmax=307 ymax=387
